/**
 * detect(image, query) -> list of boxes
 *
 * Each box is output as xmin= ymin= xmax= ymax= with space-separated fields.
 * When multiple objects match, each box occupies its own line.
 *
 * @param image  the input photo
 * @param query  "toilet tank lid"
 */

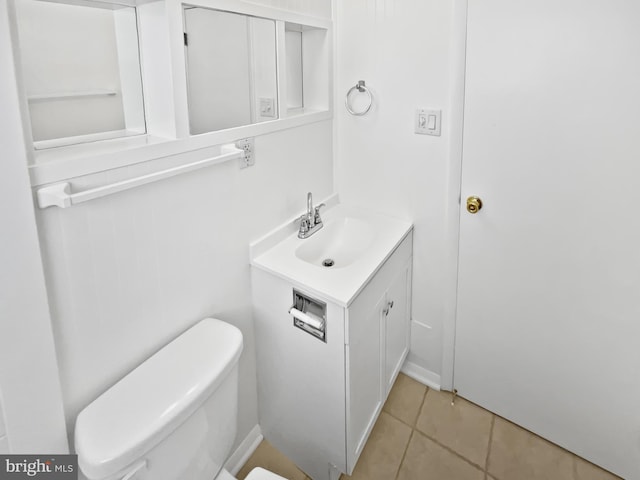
xmin=74 ymin=318 xmax=243 ymax=480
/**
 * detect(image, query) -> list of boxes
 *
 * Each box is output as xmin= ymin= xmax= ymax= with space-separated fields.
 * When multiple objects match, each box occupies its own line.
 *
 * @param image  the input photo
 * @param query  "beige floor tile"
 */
xmin=487 ymin=417 xmax=574 ymax=480
xmin=341 ymin=411 xmax=412 ymax=480
xmin=415 ymin=389 xmax=493 ymax=468
xmin=383 ymin=373 xmax=427 ymax=427
xmin=236 ymin=440 xmax=307 ymax=480
xmin=397 ymin=431 xmax=484 ymax=480
xmin=574 ymin=456 xmax=622 ymax=480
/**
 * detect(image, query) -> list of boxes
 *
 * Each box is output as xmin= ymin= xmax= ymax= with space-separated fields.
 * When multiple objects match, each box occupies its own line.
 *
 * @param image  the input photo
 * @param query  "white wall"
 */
xmin=36 ymin=120 xmax=334 ymax=451
xmin=0 ymin=393 xmax=7 ymax=453
xmin=336 ymin=0 xmax=455 ymax=384
xmin=0 ymin=0 xmax=68 ymax=453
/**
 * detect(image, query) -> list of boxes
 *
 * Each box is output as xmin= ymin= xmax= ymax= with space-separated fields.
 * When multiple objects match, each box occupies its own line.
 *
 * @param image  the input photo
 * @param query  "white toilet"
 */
xmin=75 ymin=318 xmax=286 ymax=480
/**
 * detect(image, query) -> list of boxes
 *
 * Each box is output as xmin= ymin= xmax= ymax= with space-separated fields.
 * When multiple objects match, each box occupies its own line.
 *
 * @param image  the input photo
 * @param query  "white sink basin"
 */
xmin=295 ymin=217 xmax=375 ymax=268
xmin=250 ymin=200 xmax=413 ymax=306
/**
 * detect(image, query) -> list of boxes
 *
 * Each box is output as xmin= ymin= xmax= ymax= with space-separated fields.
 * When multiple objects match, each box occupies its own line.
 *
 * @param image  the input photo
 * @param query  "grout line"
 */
xmin=409 ymin=390 xmax=497 ymax=474
xmin=386 ymin=414 xmax=414 ymax=430
xmin=410 ymin=390 xmax=487 ymax=471
xmin=485 ymin=415 xmax=496 ymax=475
xmin=394 ymin=429 xmax=415 ymax=480
xmin=412 ymin=386 xmax=429 ymax=427
xmin=407 ymin=400 xmax=489 ymax=476
xmin=384 ymin=385 xmax=429 ymax=430
xmin=417 ymin=430 xmax=487 ymax=473
xmin=405 ymin=418 xmax=484 ymax=472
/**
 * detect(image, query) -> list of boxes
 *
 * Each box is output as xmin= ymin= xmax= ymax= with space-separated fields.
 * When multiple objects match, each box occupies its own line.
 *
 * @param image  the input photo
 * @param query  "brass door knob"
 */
xmin=466 ymin=196 xmax=483 ymax=214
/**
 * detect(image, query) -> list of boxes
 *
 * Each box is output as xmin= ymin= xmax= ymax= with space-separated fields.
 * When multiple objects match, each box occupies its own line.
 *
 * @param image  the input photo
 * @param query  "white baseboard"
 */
xmin=401 ymin=361 xmax=442 ymax=391
xmin=224 ymin=424 xmax=263 ymax=476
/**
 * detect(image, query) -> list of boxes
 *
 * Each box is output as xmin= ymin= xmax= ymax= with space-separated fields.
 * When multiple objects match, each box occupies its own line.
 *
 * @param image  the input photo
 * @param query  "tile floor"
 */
xmin=237 ymin=374 xmax=621 ymax=480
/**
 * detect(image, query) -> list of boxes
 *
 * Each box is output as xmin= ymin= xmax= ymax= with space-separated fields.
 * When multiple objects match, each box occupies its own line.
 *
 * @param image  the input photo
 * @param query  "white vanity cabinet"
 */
xmin=345 ymin=242 xmax=411 ymax=468
xmin=251 ymin=230 xmax=412 ymax=480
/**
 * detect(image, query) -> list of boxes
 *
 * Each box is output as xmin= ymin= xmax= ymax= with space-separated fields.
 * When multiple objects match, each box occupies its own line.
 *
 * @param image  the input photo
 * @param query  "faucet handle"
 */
xmin=298 ymin=215 xmax=310 ymax=237
xmin=314 ymin=203 xmax=326 ymax=223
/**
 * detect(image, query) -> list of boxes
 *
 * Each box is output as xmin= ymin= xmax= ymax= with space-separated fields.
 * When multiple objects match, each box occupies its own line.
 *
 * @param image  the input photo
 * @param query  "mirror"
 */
xmin=13 ymin=0 xmax=146 ymax=149
xmin=183 ymin=7 xmax=278 ymax=135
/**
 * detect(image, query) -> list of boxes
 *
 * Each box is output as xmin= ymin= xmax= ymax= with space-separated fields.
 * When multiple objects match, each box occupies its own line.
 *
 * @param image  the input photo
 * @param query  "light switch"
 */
xmin=259 ymin=98 xmax=276 ymax=118
xmin=415 ymin=109 xmax=442 ymax=136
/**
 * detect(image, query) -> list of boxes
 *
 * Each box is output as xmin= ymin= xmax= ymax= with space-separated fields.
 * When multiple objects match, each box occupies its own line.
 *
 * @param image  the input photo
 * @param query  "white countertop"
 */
xmin=250 ymin=202 xmax=413 ymax=307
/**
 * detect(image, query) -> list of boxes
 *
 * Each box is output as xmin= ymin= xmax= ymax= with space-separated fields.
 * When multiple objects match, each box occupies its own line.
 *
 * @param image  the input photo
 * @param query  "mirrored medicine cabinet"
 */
xmin=182 ymin=6 xmax=329 ymax=136
xmin=9 ymin=0 xmax=330 ymax=174
xmin=183 ymin=7 xmax=278 ymax=134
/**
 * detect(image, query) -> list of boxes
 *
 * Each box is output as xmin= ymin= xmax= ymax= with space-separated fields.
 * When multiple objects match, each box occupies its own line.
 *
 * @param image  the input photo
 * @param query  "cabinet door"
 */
xmin=384 ymin=263 xmax=411 ymax=394
xmin=346 ymin=294 xmax=385 ymax=472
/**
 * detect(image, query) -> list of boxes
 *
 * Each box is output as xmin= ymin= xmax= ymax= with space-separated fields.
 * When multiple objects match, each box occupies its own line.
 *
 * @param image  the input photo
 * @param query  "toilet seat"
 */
xmin=245 ymin=467 xmax=288 ymax=480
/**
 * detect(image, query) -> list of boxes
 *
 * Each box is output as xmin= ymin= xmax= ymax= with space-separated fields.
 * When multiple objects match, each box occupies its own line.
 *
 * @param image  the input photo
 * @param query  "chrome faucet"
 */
xmin=307 ymin=192 xmax=314 ymax=220
xmin=298 ymin=192 xmax=325 ymax=239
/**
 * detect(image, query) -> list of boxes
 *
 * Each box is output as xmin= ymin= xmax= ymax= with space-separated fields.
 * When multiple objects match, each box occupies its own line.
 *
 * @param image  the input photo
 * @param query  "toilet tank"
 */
xmin=75 ymin=318 xmax=243 ymax=480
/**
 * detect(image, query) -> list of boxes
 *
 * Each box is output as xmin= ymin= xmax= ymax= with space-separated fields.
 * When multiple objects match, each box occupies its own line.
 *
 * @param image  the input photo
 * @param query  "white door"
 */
xmin=454 ymin=1 xmax=640 ymax=478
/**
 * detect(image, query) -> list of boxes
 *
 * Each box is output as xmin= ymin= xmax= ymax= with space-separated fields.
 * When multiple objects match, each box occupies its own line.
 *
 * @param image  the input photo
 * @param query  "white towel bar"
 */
xmin=28 ymin=90 xmax=118 ymax=102
xmin=37 ymin=143 xmax=245 ymax=209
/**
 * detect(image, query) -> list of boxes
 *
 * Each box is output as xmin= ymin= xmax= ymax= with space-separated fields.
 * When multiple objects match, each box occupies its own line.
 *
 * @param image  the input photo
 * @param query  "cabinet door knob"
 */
xmin=383 ymin=301 xmax=394 ymax=316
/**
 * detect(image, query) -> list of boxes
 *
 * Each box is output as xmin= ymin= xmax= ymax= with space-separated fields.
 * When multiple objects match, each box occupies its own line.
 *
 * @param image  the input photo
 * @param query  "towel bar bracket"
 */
xmin=37 ymin=183 xmax=72 ymax=209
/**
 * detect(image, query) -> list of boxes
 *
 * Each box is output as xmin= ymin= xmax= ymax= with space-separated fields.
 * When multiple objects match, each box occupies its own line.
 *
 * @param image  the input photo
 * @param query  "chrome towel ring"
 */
xmin=345 ymin=80 xmax=373 ymax=116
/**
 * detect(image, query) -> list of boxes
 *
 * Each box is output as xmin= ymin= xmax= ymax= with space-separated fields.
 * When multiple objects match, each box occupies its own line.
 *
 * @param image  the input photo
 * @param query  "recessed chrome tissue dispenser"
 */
xmin=289 ymin=290 xmax=326 ymax=342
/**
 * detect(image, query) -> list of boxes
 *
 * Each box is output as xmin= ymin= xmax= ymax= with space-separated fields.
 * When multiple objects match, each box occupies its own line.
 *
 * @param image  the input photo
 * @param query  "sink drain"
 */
xmin=322 ymin=258 xmax=335 ymax=268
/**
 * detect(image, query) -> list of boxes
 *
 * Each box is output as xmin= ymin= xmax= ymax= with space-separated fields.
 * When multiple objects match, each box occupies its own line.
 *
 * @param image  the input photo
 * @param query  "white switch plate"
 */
xmin=259 ymin=98 xmax=276 ymax=118
xmin=415 ymin=109 xmax=442 ymax=136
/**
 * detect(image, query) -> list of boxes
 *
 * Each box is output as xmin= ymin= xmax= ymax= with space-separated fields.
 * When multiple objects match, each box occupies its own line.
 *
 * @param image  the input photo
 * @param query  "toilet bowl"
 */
xmin=75 ymin=318 xmax=287 ymax=480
